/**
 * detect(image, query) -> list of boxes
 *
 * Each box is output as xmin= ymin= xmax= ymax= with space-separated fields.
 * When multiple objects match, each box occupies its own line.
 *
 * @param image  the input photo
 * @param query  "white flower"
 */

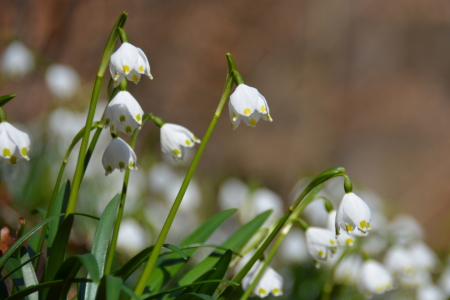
xmin=279 ymin=229 xmax=309 ymax=264
xmin=358 ymin=260 xmax=394 ymax=297
xmin=1 ymin=41 xmax=34 ymax=77
xmin=160 ymin=123 xmax=200 ymax=161
xmin=326 ymin=210 xmax=355 ymax=246
xmin=247 ymin=188 xmax=283 ymax=227
xmin=109 ymin=42 xmax=152 ymax=87
xmin=409 ymin=241 xmax=438 ymax=272
xmin=335 ymin=192 xmax=371 ymax=236
xmin=384 ymin=245 xmax=417 ymax=280
xmin=0 ymin=122 xmax=30 ymax=164
xmin=229 ymin=84 xmax=272 ymax=129
xmin=239 ymin=256 xmax=283 ymax=298
xmin=117 ymin=219 xmax=149 ymax=255
xmin=417 ymin=284 xmax=446 ymax=300
xmin=305 ymin=227 xmax=338 ymax=268
xmin=102 ymin=137 xmax=137 ymax=175
xmin=104 ymin=91 xmax=144 ymax=135
xmin=334 ymin=254 xmax=363 ymax=286
xmin=45 ymin=64 xmax=80 ymax=100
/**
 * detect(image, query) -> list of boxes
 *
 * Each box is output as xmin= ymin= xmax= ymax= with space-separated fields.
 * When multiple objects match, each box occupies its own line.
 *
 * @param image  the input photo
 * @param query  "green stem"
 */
xmin=218 ymin=167 xmax=347 ymax=299
xmin=133 ymin=56 xmax=236 ymax=297
xmin=34 ymin=122 xmax=100 ymax=270
xmin=104 ymin=127 xmax=140 ymax=274
xmin=65 ymin=13 xmax=127 ymax=217
xmin=0 ymin=107 xmax=7 ymax=122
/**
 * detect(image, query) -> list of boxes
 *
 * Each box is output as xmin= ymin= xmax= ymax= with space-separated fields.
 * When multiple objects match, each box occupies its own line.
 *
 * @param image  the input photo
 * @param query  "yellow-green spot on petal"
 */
xmin=185 ymin=140 xmax=191 ymax=146
xmin=194 ymin=136 xmax=200 ymax=141
xmin=9 ymin=155 xmax=17 ymax=165
xmin=260 ymin=106 xmax=267 ymax=113
xmin=105 ymin=118 xmax=110 ymax=125
xmin=120 ymin=115 xmax=126 ymax=122
xmin=346 ymin=224 xmax=353 ymax=232
xmin=267 ymin=114 xmax=273 ymax=121
xmin=273 ymin=288 xmax=282 ymax=295
xmin=243 ymin=108 xmax=251 ymax=116
xmin=249 ymin=119 xmax=256 ymax=126
xmin=114 ymin=72 xmax=119 ymax=79
xmin=136 ymin=114 xmax=141 ymax=122
xmin=368 ymin=223 xmax=372 ymax=229
xmin=329 ymin=239 xmax=336 ymax=245
xmin=139 ymin=65 xmax=144 ymax=72
xmin=111 ymin=124 xmax=115 ymax=130
xmin=132 ymin=74 xmax=139 ymax=83
xmin=376 ymin=286 xmax=383 ymax=292
xmin=360 ymin=220 xmax=367 ymax=229
xmin=173 ymin=149 xmax=181 ymax=156
xmin=259 ymin=288 xmax=267 ymax=296
xmin=119 ymin=161 xmax=125 ymax=169
xmin=232 ymin=113 xmax=237 ymax=121
xmin=20 ymin=147 xmax=28 ymax=158
xmin=106 ymin=165 xmax=113 ymax=173
xmin=125 ymin=126 xmax=132 ymax=134
xmin=318 ymin=250 xmax=324 ymax=257
xmin=114 ymin=80 xmax=119 ymax=86
xmin=3 ymin=148 xmax=11 ymax=158
xmin=123 ymin=65 xmax=130 ymax=73
xmin=346 ymin=238 xmax=354 ymax=245
xmin=129 ymin=161 xmax=135 ymax=168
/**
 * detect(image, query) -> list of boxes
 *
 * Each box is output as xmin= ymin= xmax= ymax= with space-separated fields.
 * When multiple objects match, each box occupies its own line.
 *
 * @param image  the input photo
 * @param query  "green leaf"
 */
xmin=163 ymin=244 xmax=187 ymax=260
xmin=113 ymin=246 xmax=154 ymax=280
xmin=95 ymin=275 xmax=122 ymax=300
xmin=147 ymin=209 xmax=236 ymax=294
xmin=196 ymin=250 xmax=232 ymax=295
xmin=177 ymin=294 xmax=213 ymax=300
xmin=85 ymin=194 xmax=120 ymax=300
xmin=4 ymin=258 xmax=24 ymax=292
xmin=20 ymin=250 xmax=39 ymax=300
xmin=5 ymin=279 xmax=90 ymax=300
xmin=47 ymin=181 xmax=70 ymax=250
xmin=178 ymin=210 xmax=271 ymax=286
xmin=120 ymin=284 xmax=140 ymax=300
xmin=0 ymin=214 xmax=62 ymax=270
xmin=0 ymin=253 xmax=42 ymax=283
xmin=0 ymin=94 xmax=16 ymax=107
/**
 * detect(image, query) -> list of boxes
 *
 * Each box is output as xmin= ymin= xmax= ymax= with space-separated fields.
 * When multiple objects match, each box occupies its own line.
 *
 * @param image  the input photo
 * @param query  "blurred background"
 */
xmin=0 ymin=0 xmax=450 ymax=259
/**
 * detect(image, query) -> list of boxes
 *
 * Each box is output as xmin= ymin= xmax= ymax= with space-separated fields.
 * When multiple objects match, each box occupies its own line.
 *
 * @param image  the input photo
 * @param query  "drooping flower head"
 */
xmin=229 ymin=84 xmax=272 ymax=129
xmin=109 ymin=42 xmax=152 ymax=87
xmin=335 ymin=192 xmax=371 ymax=236
xmin=160 ymin=123 xmax=200 ymax=161
xmin=305 ymin=226 xmax=338 ymax=268
xmin=104 ymin=91 xmax=144 ymax=135
xmin=327 ymin=210 xmax=355 ymax=246
xmin=358 ymin=259 xmax=394 ymax=297
xmin=0 ymin=122 xmax=30 ymax=164
xmin=102 ymin=137 xmax=137 ymax=175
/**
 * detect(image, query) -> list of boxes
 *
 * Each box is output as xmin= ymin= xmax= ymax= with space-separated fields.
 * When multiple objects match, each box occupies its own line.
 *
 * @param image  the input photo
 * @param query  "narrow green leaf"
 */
xmin=47 ymin=181 xmax=70 ymax=250
xmin=113 ymin=246 xmax=154 ymax=280
xmin=163 ymin=244 xmax=187 ymax=260
xmin=95 ymin=275 xmax=122 ymax=300
xmin=4 ymin=258 xmax=25 ymax=292
xmin=5 ymin=279 xmax=90 ymax=300
xmin=0 ymin=94 xmax=16 ymax=107
xmin=120 ymin=284 xmax=140 ymax=300
xmin=85 ymin=194 xmax=120 ymax=300
xmin=147 ymin=209 xmax=236 ymax=294
xmin=20 ymin=250 xmax=39 ymax=300
xmin=0 ymin=253 xmax=42 ymax=283
xmin=0 ymin=214 xmax=62 ymax=270
xmin=173 ymin=270 xmax=215 ymax=299
xmin=196 ymin=250 xmax=232 ymax=295
xmin=178 ymin=210 xmax=271 ymax=286
xmin=177 ymin=293 xmax=213 ymax=300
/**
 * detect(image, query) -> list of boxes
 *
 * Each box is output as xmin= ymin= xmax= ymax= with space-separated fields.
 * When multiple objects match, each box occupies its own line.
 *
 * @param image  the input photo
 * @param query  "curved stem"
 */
xmin=133 ymin=56 xmax=236 ymax=297
xmin=218 ymin=167 xmax=347 ymax=299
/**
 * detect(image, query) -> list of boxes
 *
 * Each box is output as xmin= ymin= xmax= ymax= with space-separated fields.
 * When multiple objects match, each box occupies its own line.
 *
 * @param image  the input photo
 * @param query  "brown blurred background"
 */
xmin=1 ymin=0 xmax=450 ymax=252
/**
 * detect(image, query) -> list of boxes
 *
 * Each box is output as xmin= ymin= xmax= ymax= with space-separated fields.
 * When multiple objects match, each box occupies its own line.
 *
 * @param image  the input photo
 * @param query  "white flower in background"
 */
xmin=109 ymin=42 xmax=152 ymax=86
xmin=409 ymin=241 xmax=438 ymax=272
xmin=301 ymin=198 xmax=328 ymax=227
xmin=0 ymin=122 xmax=30 ymax=164
xmin=247 ymin=188 xmax=283 ymax=227
xmin=279 ymin=229 xmax=309 ymax=264
xmin=326 ymin=210 xmax=355 ymax=246
xmin=305 ymin=227 xmax=338 ymax=268
xmin=384 ymin=245 xmax=416 ymax=280
xmin=102 ymin=137 xmax=137 ymax=175
xmin=388 ymin=214 xmax=423 ymax=245
xmin=218 ymin=177 xmax=249 ymax=211
xmin=160 ymin=123 xmax=200 ymax=161
xmin=229 ymin=84 xmax=272 ymax=129
xmin=1 ymin=41 xmax=34 ymax=77
xmin=117 ymin=219 xmax=149 ymax=255
xmin=45 ymin=64 xmax=80 ymax=100
xmin=417 ymin=284 xmax=446 ymax=300
xmin=164 ymin=176 xmax=201 ymax=213
xmin=334 ymin=254 xmax=363 ymax=286
xmin=148 ymin=162 xmax=179 ymax=195
xmin=335 ymin=192 xmax=371 ymax=236
xmin=104 ymin=91 xmax=144 ymax=135
xmin=358 ymin=259 xmax=394 ymax=297
xmin=439 ymin=259 xmax=450 ymax=296
xmin=361 ymin=234 xmax=388 ymax=257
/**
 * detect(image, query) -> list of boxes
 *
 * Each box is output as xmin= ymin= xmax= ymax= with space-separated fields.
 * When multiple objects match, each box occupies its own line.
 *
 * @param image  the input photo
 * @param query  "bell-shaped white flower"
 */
xmin=1 ymin=41 xmax=35 ymax=78
xmin=0 ymin=122 xmax=30 ymax=164
xmin=326 ymin=210 xmax=355 ymax=246
xmin=336 ymin=192 xmax=371 ymax=236
xmin=334 ymin=254 xmax=363 ymax=286
xmin=102 ymin=137 xmax=137 ymax=175
xmin=305 ymin=227 xmax=338 ymax=268
xmin=109 ymin=42 xmax=152 ymax=87
xmin=160 ymin=123 xmax=200 ymax=161
xmin=384 ymin=245 xmax=416 ymax=279
xmin=229 ymin=84 xmax=272 ymax=129
xmin=358 ymin=259 xmax=394 ymax=297
xmin=239 ymin=256 xmax=283 ymax=298
xmin=45 ymin=64 xmax=80 ymax=100
xmin=409 ymin=241 xmax=438 ymax=272
xmin=104 ymin=91 xmax=144 ymax=135
xmin=417 ymin=284 xmax=446 ymax=300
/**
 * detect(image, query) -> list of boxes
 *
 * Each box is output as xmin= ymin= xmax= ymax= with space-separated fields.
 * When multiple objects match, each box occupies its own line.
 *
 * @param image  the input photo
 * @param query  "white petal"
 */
xmin=102 ymin=137 xmax=137 ymax=175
